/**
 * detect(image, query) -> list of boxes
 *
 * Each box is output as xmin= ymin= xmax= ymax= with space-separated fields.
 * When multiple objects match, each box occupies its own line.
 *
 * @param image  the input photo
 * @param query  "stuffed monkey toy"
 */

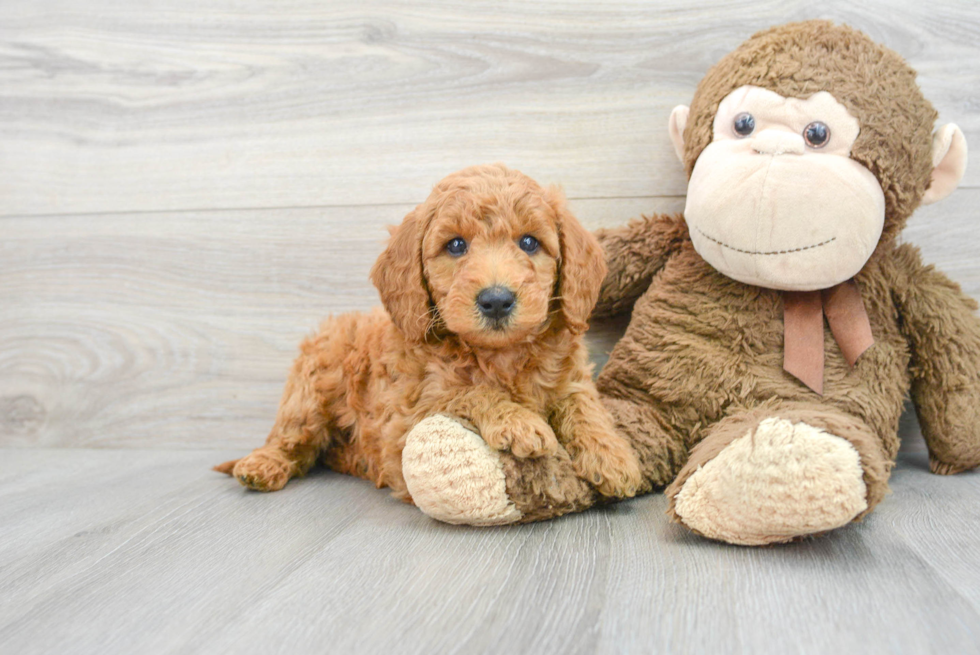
xmin=403 ymin=21 xmax=980 ymax=545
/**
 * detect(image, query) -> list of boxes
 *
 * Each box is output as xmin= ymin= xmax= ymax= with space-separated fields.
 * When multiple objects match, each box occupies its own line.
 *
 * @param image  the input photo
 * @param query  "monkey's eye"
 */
xmin=518 ymin=235 xmax=540 ymax=254
xmin=733 ymin=112 xmax=755 ymax=137
xmin=445 ymin=237 xmax=467 ymax=257
xmin=803 ymin=121 xmax=831 ymax=148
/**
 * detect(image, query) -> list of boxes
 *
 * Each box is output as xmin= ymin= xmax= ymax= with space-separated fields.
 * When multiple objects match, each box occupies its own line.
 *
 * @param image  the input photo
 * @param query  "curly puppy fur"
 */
xmin=216 ymin=164 xmax=642 ymax=504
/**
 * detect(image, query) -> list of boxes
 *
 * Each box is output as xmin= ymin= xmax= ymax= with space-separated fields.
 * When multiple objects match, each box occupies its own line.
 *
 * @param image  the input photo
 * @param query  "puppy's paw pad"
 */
xmin=232 ymin=451 xmax=291 ymax=492
xmin=573 ymin=437 xmax=643 ymax=498
xmin=507 ymin=415 xmax=560 ymax=458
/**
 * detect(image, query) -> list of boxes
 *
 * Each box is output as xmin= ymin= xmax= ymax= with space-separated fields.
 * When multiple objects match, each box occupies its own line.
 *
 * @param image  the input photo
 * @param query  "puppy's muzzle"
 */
xmin=476 ymin=286 xmax=516 ymax=326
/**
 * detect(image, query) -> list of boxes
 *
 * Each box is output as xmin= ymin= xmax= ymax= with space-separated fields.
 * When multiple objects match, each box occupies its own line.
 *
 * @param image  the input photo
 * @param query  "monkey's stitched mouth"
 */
xmin=694 ymin=227 xmax=836 ymax=256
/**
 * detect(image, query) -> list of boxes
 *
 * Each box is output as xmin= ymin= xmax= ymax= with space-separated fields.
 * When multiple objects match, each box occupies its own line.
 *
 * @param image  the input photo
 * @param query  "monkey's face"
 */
xmin=683 ymin=86 xmax=885 ymax=291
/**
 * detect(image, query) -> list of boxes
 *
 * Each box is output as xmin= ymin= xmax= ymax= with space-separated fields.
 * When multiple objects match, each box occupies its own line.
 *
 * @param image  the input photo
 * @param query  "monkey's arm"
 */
xmin=592 ymin=213 xmax=689 ymax=318
xmin=893 ymin=244 xmax=980 ymax=474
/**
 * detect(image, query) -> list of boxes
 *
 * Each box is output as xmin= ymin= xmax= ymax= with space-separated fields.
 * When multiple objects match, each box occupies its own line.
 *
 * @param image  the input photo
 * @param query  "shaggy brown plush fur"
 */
xmin=490 ymin=21 xmax=980 ymax=539
xmin=681 ymin=22 xmax=937 ymax=246
xmin=596 ymin=22 xmax=980 ymax=491
xmin=215 ymin=164 xmax=642 ymax=505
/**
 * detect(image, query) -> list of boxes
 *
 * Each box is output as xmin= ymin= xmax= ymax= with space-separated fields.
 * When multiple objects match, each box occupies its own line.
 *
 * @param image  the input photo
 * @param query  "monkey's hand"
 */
xmin=895 ymin=244 xmax=980 ymax=474
xmin=593 ymin=213 xmax=689 ymax=318
xmin=917 ymin=385 xmax=980 ymax=475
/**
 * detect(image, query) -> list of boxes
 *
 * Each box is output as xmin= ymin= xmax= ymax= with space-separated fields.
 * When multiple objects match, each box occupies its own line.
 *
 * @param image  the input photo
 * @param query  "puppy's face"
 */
xmin=422 ymin=183 xmax=560 ymax=348
xmin=371 ymin=164 xmax=605 ymax=347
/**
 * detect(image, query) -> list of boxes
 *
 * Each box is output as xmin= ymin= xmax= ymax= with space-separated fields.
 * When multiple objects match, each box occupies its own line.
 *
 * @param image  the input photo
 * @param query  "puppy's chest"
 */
xmin=449 ymin=359 xmax=561 ymax=409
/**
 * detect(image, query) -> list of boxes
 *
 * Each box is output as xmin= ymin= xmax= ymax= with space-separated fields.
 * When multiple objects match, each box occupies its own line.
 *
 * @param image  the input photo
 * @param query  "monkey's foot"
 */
xmin=402 ymin=415 xmax=523 ymax=526
xmin=670 ymin=418 xmax=868 ymax=545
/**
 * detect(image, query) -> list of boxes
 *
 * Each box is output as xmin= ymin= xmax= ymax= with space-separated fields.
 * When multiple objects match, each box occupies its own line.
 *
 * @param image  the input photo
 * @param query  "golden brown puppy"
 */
xmin=215 ymin=164 xmax=642 ymax=504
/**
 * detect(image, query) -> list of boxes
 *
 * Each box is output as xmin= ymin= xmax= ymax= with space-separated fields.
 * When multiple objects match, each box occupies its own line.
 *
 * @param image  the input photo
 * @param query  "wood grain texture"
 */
xmin=1 ymin=0 xmax=978 ymax=216
xmin=2 ymin=192 xmax=977 ymax=449
xmin=0 ymin=197 xmax=679 ymax=448
xmin=0 ymin=449 xmax=977 ymax=655
xmin=2 ymin=4 xmax=979 ymax=653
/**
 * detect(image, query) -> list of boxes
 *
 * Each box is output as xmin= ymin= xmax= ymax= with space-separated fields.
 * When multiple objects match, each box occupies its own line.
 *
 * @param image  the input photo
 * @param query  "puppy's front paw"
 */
xmin=482 ymin=411 xmax=560 ymax=458
xmin=231 ymin=449 xmax=292 ymax=492
xmin=572 ymin=434 xmax=643 ymax=498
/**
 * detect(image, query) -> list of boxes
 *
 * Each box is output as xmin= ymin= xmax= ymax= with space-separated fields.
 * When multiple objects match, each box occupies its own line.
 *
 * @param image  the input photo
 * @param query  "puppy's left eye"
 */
xmin=518 ymin=235 xmax=540 ymax=254
xmin=445 ymin=237 xmax=467 ymax=257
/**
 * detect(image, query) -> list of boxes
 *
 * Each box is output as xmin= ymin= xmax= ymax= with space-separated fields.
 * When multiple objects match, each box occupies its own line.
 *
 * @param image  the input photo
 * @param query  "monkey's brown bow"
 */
xmin=783 ymin=280 xmax=874 ymax=395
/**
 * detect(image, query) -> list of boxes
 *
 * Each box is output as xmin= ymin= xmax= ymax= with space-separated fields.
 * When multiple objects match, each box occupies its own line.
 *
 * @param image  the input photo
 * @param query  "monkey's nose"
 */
xmin=476 ymin=286 xmax=516 ymax=321
xmin=752 ymin=129 xmax=805 ymax=156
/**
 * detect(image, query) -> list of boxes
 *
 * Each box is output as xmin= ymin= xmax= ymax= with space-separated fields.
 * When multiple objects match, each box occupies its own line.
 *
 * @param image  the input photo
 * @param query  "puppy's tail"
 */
xmin=213 ymin=459 xmax=239 ymax=476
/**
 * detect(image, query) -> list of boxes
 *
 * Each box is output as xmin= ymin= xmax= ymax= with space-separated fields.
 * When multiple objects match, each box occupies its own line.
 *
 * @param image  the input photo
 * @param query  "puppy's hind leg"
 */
xmin=216 ymin=345 xmax=339 ymax=492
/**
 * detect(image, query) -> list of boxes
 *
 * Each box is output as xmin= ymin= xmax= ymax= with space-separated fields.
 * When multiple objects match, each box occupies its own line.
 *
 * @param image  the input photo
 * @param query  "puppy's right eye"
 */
xmin=445 ymin=237 xmax=467 ymax=257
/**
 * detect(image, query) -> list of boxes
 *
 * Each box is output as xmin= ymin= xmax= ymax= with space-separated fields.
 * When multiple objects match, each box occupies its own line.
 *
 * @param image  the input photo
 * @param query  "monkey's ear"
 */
xmin=922 ymin=124 xmax=968 ymax=205
xmin=668 ymin=105 xmax=690 ymax=163
xmin=545 ymin=186 xmax=607 ymax=335
xmin=370 ymin=209 xmax=432 ymax=341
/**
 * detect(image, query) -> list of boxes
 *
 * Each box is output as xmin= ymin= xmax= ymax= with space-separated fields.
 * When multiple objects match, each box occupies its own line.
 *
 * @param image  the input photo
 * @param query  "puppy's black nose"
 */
xmin=476 ymin=287 xmax=516 ymax=321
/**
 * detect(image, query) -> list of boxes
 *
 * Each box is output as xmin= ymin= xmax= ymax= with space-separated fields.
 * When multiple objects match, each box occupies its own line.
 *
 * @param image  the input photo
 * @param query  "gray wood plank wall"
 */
xmin=3 ymin=4 xmax=980 ymax=655
xmin=2 ymin=2 xmax=979 ymax=451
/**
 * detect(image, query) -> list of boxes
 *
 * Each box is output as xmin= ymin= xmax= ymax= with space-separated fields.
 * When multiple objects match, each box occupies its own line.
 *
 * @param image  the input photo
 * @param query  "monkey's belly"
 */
xmin=596 ymin=249 xmax=909 ymax=450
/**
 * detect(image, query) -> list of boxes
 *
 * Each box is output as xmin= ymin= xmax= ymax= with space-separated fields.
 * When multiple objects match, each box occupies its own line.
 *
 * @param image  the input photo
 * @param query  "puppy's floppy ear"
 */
xmin=370 ymin=208 xmax=432 ymax=341
xmin=546 ymin=186 xmax=607 ymax=334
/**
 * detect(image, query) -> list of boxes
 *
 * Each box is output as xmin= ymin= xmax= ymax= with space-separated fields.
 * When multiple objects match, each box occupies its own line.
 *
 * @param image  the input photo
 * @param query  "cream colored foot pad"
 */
xmin=673 ymin=418 xmax=868 ymax=545
xmin=403 ymin=415 xmax=522 ymax=526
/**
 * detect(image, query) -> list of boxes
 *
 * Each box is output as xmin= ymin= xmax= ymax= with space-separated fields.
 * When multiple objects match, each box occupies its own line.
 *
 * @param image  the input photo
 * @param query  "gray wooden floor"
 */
xmin=3 ymin=1 xmax=980 ymax=653
xmin=0 ymin=450 xmax=978 ymax=654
